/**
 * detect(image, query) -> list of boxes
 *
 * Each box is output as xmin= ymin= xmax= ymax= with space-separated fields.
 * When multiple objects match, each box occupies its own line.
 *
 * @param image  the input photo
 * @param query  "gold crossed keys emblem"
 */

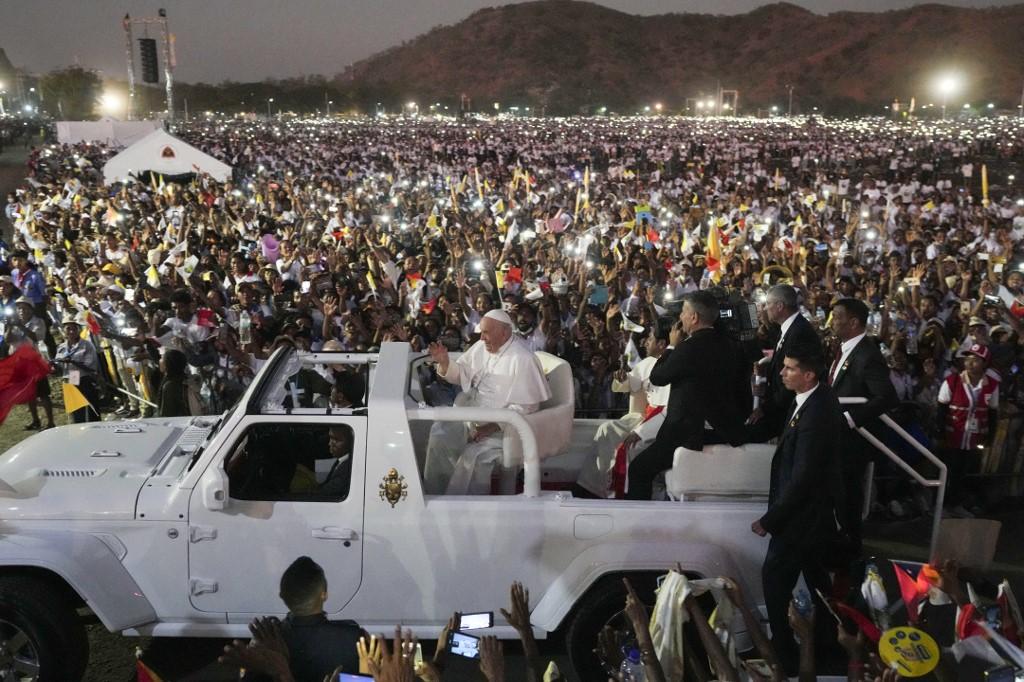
xmin=379 ymin=468 xmax=408 ymax=507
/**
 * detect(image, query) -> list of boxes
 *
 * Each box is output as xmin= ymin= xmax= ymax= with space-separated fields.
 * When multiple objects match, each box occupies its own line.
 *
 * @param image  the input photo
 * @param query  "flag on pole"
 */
xmin=475 ymin=168 xmax=484 ymax=199
xmin=62 ymin=382 xmax=91 ymax=415
xmin=706 ymin=225 xmax=723 ymax=279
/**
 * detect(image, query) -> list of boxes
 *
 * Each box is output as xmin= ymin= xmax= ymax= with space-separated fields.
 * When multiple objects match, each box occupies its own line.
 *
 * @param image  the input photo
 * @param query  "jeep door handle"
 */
xmin=311 ymin=526 xmax=357 ymax=541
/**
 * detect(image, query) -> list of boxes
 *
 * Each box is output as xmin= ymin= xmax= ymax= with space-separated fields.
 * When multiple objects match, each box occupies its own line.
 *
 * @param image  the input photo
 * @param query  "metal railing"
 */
xmin=406 ymin=406 xmax=542 ymax=497
xmin=840 ymin=397 xmax=948 ymax=561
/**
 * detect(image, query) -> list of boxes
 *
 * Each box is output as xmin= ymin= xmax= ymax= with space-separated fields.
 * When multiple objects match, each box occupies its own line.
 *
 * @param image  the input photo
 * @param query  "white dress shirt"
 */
xmin=777 ymin=312 xmax=800 ymax=350
xmin=832 ymin=332 xmax=866 ymax=428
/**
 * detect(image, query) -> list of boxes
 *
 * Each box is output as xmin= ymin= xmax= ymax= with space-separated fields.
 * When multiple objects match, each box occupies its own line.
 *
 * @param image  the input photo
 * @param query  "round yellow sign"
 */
xmin=878 ymin=626 xmax=940 ymax=677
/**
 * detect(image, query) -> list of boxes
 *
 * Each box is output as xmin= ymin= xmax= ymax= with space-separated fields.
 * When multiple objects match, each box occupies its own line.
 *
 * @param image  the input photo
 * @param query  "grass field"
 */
xmin=0 ymin=378 xmax=73 ymax=453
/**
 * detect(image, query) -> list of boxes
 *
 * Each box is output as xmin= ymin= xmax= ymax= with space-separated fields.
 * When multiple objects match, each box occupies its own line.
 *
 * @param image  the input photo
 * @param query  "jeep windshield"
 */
xmin=246 ymin=346 xmax=378 ymax=415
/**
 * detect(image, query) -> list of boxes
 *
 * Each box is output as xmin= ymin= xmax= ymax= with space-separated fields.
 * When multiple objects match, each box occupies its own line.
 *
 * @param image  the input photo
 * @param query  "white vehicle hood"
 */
xmin=0 ymin=419 xmax=196 ymax=521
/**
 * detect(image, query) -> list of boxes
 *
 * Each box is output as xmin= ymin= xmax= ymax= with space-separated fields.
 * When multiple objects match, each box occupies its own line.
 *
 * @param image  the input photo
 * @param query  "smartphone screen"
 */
xmin=458 ymin=612 xmax=493 ymax=630
xmin=336 ymin=674 xmax=372 ymax=681
xmin=447 ymin=631 xmax=481 ymax=659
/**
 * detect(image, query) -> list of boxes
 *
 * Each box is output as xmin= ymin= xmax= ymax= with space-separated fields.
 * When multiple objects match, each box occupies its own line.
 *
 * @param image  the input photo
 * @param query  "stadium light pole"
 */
xmin=267 ymin=97 xmax=274 ymax=118
xmin=936 ymin=74 xmax=960 ymax=120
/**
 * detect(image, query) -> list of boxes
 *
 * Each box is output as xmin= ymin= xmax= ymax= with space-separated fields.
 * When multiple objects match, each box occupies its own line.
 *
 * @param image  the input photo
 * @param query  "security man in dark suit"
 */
xmin=828 ymin=297 xmax=899 ymax=551
xmin=747 ymin=284 xmax=822 ymax=442
xmin=625 ymin=290 xmax=746 ymax=500
xmin=752 ymin=343 xmax=843 ymax=674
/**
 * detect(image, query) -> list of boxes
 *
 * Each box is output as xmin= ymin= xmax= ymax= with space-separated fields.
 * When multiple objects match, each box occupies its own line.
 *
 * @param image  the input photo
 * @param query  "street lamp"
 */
xmin=936 ymin=73 xmax=960 ymax=120
xmin=100 ymin=92 xmax=123 ymax=117
xmin=327 ymin=100 xmax=333 ymax=115
xmin=267 ymin=97 xmax=274 ymax=118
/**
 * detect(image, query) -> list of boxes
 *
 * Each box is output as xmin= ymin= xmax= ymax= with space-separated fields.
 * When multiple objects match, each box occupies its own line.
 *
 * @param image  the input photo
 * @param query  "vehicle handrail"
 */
xmin=406 ymin=406 xmax=541 ymax=497
xmin=838 ymin=397 xmax=947 ymax=561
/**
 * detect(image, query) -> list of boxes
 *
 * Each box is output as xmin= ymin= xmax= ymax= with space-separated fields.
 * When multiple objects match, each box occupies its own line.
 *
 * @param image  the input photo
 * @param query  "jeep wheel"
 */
xmin=564 ymin=573 xmax=658 ymax=681
xmin=0 ymin=576 xmax=89 ymax=681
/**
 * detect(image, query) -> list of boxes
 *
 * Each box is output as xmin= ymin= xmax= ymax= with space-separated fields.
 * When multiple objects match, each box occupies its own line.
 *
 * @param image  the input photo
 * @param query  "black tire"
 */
xmin=0 ymin=575 xmax=89 ymax=681
xmin=564 ymin=572 xmax=659 ymax=681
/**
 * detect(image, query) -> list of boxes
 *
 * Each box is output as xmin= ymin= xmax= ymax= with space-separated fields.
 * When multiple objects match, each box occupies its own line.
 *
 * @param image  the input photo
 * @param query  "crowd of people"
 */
xmin=211 ymin=553 xmax=1020 ymax=682
xmin=2 ymin=114 xmax=1023 ymax=503
xmin=2 ymin=112 xmax=1024 ymax=679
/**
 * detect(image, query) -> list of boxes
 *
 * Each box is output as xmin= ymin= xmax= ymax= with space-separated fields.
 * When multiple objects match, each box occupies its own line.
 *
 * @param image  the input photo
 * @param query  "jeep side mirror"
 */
xmin=201 ymin=465 xmax=229 ymax=511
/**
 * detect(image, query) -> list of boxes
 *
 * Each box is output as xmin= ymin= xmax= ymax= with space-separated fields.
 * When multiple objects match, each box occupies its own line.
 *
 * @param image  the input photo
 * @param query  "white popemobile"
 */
xmin=0 ymin=342 xmax=785 ymax=680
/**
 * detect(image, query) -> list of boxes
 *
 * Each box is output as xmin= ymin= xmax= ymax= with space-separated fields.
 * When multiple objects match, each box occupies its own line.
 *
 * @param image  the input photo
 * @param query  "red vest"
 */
xmin=943 ymin=372 xmax=999 ymax=450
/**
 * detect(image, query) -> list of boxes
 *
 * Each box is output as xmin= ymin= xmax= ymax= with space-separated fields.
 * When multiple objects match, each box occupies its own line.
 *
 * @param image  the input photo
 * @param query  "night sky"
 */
xmin=0 ymin=0 xmax=1016 ymax=83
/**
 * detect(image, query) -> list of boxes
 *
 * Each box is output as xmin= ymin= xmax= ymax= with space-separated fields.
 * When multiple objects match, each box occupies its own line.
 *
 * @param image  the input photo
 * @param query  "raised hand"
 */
xmin=500 ymin=581 xmax=532 ymax=633
xmin=248 ymin=616 xmax=289 ymax=660
xmin=219 ymin=638 xmax=293 ymax=681
xmin=478 ymin=636 xmax=505 ymax=682
xmin=367 ymin=627 xmax=417 ymax=682
xmin=427 ymin=341 xmax=449 ymax=368
xmin=357 ymin=634 xmax=383 ymax=674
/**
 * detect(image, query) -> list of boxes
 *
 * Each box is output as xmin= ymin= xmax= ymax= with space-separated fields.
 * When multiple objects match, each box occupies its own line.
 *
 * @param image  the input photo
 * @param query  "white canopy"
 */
xmin=102 ymin=129 xmax=232 ymax=185
xmin=56 ymin=119 xmax=161 ymax=147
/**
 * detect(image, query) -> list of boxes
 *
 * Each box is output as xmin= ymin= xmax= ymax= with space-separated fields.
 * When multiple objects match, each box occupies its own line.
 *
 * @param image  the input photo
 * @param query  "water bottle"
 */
xmin=239 ymin=310 xmax=252 ymax=345
xmin=618 ymin=648 xmax=646 ymax=682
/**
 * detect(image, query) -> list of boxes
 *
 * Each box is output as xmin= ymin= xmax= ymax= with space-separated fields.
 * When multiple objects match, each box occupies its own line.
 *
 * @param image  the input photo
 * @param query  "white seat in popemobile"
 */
xmin=501 ymin=352 xmax=575 ymax=470
xmin=665 ymin=442 xmax=776 ymax=501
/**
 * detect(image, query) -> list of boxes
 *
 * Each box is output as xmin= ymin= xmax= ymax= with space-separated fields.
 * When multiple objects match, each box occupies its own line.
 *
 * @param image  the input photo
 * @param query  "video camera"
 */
xmin=707 ymin=287 xmax=759 ymax=341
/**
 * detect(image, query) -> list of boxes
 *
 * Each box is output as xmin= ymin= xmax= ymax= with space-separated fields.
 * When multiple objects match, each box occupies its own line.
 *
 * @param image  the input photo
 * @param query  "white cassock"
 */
xmin=577 ymin=355 xmax=670 ymax=497
xmin=424 ymin=336 xmax=551 ymax=494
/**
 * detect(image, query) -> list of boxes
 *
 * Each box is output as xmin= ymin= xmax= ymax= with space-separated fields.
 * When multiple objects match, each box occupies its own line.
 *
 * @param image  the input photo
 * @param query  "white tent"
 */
xmin=56 ymin=118 xmax=161 ymax=147
xmin=102 ymin=129 xmax=232 ymax=185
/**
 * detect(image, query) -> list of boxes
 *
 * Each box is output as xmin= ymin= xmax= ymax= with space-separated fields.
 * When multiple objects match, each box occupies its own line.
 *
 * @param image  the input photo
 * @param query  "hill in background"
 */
xmin=336 ymin=0 xmax=1024 ymax=115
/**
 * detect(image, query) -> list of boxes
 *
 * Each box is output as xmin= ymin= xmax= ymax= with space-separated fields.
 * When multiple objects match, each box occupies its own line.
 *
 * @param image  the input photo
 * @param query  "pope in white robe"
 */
xmin=576 ymin=329 xmax=671 ymax=497
xmin=424 ymin=309 xmax=551 ymax=494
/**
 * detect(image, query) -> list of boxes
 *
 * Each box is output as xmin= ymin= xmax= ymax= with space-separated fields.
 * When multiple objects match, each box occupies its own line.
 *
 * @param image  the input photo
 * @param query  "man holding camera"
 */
xmin=625 ymin=291 xmax=747 ymax=500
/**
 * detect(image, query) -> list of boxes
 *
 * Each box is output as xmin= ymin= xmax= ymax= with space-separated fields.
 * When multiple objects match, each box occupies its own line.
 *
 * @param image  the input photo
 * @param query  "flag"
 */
xmin=491 ymin=198 xmax=505 ymax=216
xmin=145 ymin=265 xmax=161 ymax=288
xmin=495 ymin=271 xmax=506 ymax=289
xmin=405 ymin=272 xmax=423 ymax=290
xmin=0 ymin=345 xmax=51 ymax=424
xmin=892 ymin=563 xmax=924 ymax=625
xmin=621 ymin=316 xmax=644 ymax=334
xmin=475 ymin=167 xmax=483 ymax=199
xmin=982 ymin=164 xmax=989 ymax=206
xmin=573 ymin=189 xmax=583 ymax=220
xmin=774 ymin=167 xmax=781 ymax=189
xmin=62 ymin=382 xmax=91 ymax=415
xmin=998 ymin=580 xmax=1023 ymax=645
xmin=421 ymin=298 xmax=438 ymax=315
xmin=706 ymin=224 xmax=722 ymax=277
xmin=922 ymin=200 xmax=936 ymax=211
xmin=834 ymin=601 xmax=882 ymax=642
xmin=82 ymin=311 xmax=101 ymax=336
xmin=623 ymin=336 xmax=642 ymax=369
xmin=366 ymin=272 xmax=377 ymax=291
xmin=506 ymin=267 xmax=523 ymax=284
xmin=136 ymin=658 xmax=163 ymax=682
